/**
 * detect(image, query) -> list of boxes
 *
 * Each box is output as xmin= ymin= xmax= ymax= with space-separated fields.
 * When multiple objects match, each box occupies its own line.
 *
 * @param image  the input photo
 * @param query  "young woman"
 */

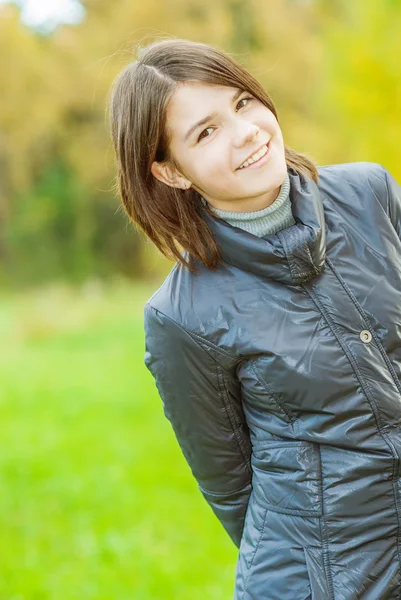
xmin=109 ymin=37 xmax=401 ymax=599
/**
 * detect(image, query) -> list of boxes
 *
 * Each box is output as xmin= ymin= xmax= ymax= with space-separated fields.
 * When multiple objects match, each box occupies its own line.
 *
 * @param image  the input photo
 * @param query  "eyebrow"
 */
xmin=183 ymin=88 xmax=244 ymax=142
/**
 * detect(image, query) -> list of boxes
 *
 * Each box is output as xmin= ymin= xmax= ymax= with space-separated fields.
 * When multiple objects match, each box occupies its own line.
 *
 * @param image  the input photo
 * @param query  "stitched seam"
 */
xmin=252 ymin=441 xmax=303 ymax=449
xmin=191 ymin=330 xmax=238 ymax=359
xmin=317 ymin=445 xmax=335 ymax=600
xmin=249 ymin=361 xmax=298 ymax=423
xmin=239 ymin=506 xmax=269 ymax=600
xmin=303 ymin=547 xmax=319 ymax=599
xmin=256 ymin=503 xmax=320 ymax=517
xmin=326 ymin=257 xmax=401 ymax=399
xmin=146 ymin=303 xmax=239 ymax=360
xmin=217 ymin=375 xmax=244 ymax=433
xmin=215 ymin=362 xmax=252 ymax=475
xmin=147 ymin=306 xmax=236 ymax=367
xmin=199 ymin=481 xmax=252 ymax=497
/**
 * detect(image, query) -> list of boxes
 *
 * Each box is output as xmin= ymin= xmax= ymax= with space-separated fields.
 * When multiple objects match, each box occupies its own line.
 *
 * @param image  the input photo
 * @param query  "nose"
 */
xmin=232 ymin=120 xmax=260 ymax=148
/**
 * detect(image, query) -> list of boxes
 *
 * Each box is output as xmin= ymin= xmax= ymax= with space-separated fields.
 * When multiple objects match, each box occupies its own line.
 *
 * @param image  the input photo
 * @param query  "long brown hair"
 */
xmin=108 ymin=37 xmax=318 ymax=274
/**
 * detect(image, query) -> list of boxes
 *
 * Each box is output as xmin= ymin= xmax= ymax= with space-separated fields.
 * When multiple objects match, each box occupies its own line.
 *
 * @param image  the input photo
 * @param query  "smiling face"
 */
xmin=151 ymin=82 xmax=288 ymax=212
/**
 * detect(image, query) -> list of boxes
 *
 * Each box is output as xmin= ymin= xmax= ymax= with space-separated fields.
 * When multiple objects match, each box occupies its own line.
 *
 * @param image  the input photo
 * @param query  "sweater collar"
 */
xmin=201 ymin=172 xmax=290 ymax=219
xmin=199 ymin=167 xmax=326 ymax=285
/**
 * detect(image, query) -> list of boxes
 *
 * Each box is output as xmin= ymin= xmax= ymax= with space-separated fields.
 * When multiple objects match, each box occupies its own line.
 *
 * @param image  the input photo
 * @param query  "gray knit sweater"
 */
xmin=200 ymin=172 xmax=294 ymax=237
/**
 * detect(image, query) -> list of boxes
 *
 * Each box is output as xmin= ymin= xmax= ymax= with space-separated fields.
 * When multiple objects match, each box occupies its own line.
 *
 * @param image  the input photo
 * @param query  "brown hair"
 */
xmin=108 ymin=37 xmax=318 ymax=273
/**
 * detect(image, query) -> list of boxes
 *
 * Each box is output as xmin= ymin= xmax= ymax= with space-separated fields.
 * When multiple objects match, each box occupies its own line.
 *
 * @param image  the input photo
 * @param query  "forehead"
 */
xmin=167 ymin=83 xmax=239 ymax=134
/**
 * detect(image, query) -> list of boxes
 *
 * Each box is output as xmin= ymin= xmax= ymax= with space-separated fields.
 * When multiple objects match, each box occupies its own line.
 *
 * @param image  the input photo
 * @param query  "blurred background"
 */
xmin=0 ymin=0 xmax=400 ymax=597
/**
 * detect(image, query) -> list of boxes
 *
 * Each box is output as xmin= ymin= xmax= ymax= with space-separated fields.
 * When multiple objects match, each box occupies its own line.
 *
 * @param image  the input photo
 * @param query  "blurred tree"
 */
xmin=226 ymin=0 xmax=261 ymax=53
xmin=0 ymin=0 xmax=399 ymax=288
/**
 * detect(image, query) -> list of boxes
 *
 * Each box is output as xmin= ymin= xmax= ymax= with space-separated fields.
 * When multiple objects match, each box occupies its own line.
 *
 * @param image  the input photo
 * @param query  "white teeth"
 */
xmin=239 ymin=143 xmax=269 ymax=169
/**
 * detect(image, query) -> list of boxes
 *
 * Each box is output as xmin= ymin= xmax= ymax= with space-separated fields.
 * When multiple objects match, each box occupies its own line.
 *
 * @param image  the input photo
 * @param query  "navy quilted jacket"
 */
xmin=144 ymin=162 xmax=401 ymax=599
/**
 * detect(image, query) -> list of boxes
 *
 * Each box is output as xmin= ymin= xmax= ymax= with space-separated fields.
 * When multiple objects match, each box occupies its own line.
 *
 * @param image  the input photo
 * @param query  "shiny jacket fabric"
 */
xmin=143 ymin=162 xmax=401 ymax=599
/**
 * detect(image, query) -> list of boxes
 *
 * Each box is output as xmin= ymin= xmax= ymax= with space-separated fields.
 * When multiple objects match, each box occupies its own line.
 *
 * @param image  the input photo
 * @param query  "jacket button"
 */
xmin=360 ymin=330 xmax=372 ymax=343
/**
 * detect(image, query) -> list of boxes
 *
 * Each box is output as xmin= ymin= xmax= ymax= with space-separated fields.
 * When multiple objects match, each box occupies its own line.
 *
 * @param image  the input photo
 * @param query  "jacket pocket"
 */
xmin=251 ymin=440 xmax=323 ymax=516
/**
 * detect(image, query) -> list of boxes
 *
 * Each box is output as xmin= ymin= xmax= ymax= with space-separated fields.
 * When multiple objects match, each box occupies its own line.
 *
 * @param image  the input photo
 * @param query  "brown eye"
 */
xmin=236 ymin=96 xmax=254 ymax=110
xmin=197 ymin=127 xmax=214 ymax=142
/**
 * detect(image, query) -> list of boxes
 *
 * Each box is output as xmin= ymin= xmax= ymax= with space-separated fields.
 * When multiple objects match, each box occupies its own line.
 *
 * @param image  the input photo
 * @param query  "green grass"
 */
xmin=0 ymin=278 xmax=237 ymax=599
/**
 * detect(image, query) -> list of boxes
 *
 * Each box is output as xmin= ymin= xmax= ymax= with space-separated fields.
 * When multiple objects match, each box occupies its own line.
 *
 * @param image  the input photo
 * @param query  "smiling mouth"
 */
xmin=236 ymin=141 xmax=271 ymax=171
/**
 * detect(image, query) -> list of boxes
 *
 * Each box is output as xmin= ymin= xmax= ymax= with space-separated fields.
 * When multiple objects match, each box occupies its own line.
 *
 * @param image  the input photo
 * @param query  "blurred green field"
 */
xmin=0 ymin=279 xmax=237 ymax=599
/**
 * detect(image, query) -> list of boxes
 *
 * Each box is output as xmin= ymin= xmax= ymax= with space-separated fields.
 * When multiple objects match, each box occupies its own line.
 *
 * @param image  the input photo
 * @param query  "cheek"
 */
xmin=258 ymin=109 xmax=279 ymax=130
xmin=196 ymin=148 xmax=227 ymax=174
xmin=193 ymin=155 xmax=233 ymax=187
xmin=272 ymin=122 xmax=283 ymax=143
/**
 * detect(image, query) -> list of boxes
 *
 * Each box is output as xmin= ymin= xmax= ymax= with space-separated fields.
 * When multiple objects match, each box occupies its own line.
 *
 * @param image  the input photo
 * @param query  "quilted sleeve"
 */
xmin=143 ymin=302 xmax=252 ymax=548
xmin=382 ymin=165 xmax=401 ymax=241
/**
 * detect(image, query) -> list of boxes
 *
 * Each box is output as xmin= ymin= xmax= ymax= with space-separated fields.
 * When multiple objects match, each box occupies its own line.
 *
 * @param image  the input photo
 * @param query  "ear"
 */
xmin=150 ymin=160 xmax=191 ymax=190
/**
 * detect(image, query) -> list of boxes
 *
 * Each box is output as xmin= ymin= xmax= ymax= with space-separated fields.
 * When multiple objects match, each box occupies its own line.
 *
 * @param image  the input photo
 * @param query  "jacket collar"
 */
xmin=200 ymin=167 xmax=326 ymax=285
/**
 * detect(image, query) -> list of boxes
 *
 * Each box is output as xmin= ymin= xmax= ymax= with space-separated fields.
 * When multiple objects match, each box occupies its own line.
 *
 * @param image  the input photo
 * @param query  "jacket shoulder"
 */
xmin=317 ymin=161 xmax=389 ymax=214
xmin=143 ymin=261 xmax=194 ymax=327
xmin=143 ymin=263 xmax=238 ymax=368
xmin=143 ymin=265 xmax=184 ymax=343
xmin=318 ymin=161 xmax=387 ymax=185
